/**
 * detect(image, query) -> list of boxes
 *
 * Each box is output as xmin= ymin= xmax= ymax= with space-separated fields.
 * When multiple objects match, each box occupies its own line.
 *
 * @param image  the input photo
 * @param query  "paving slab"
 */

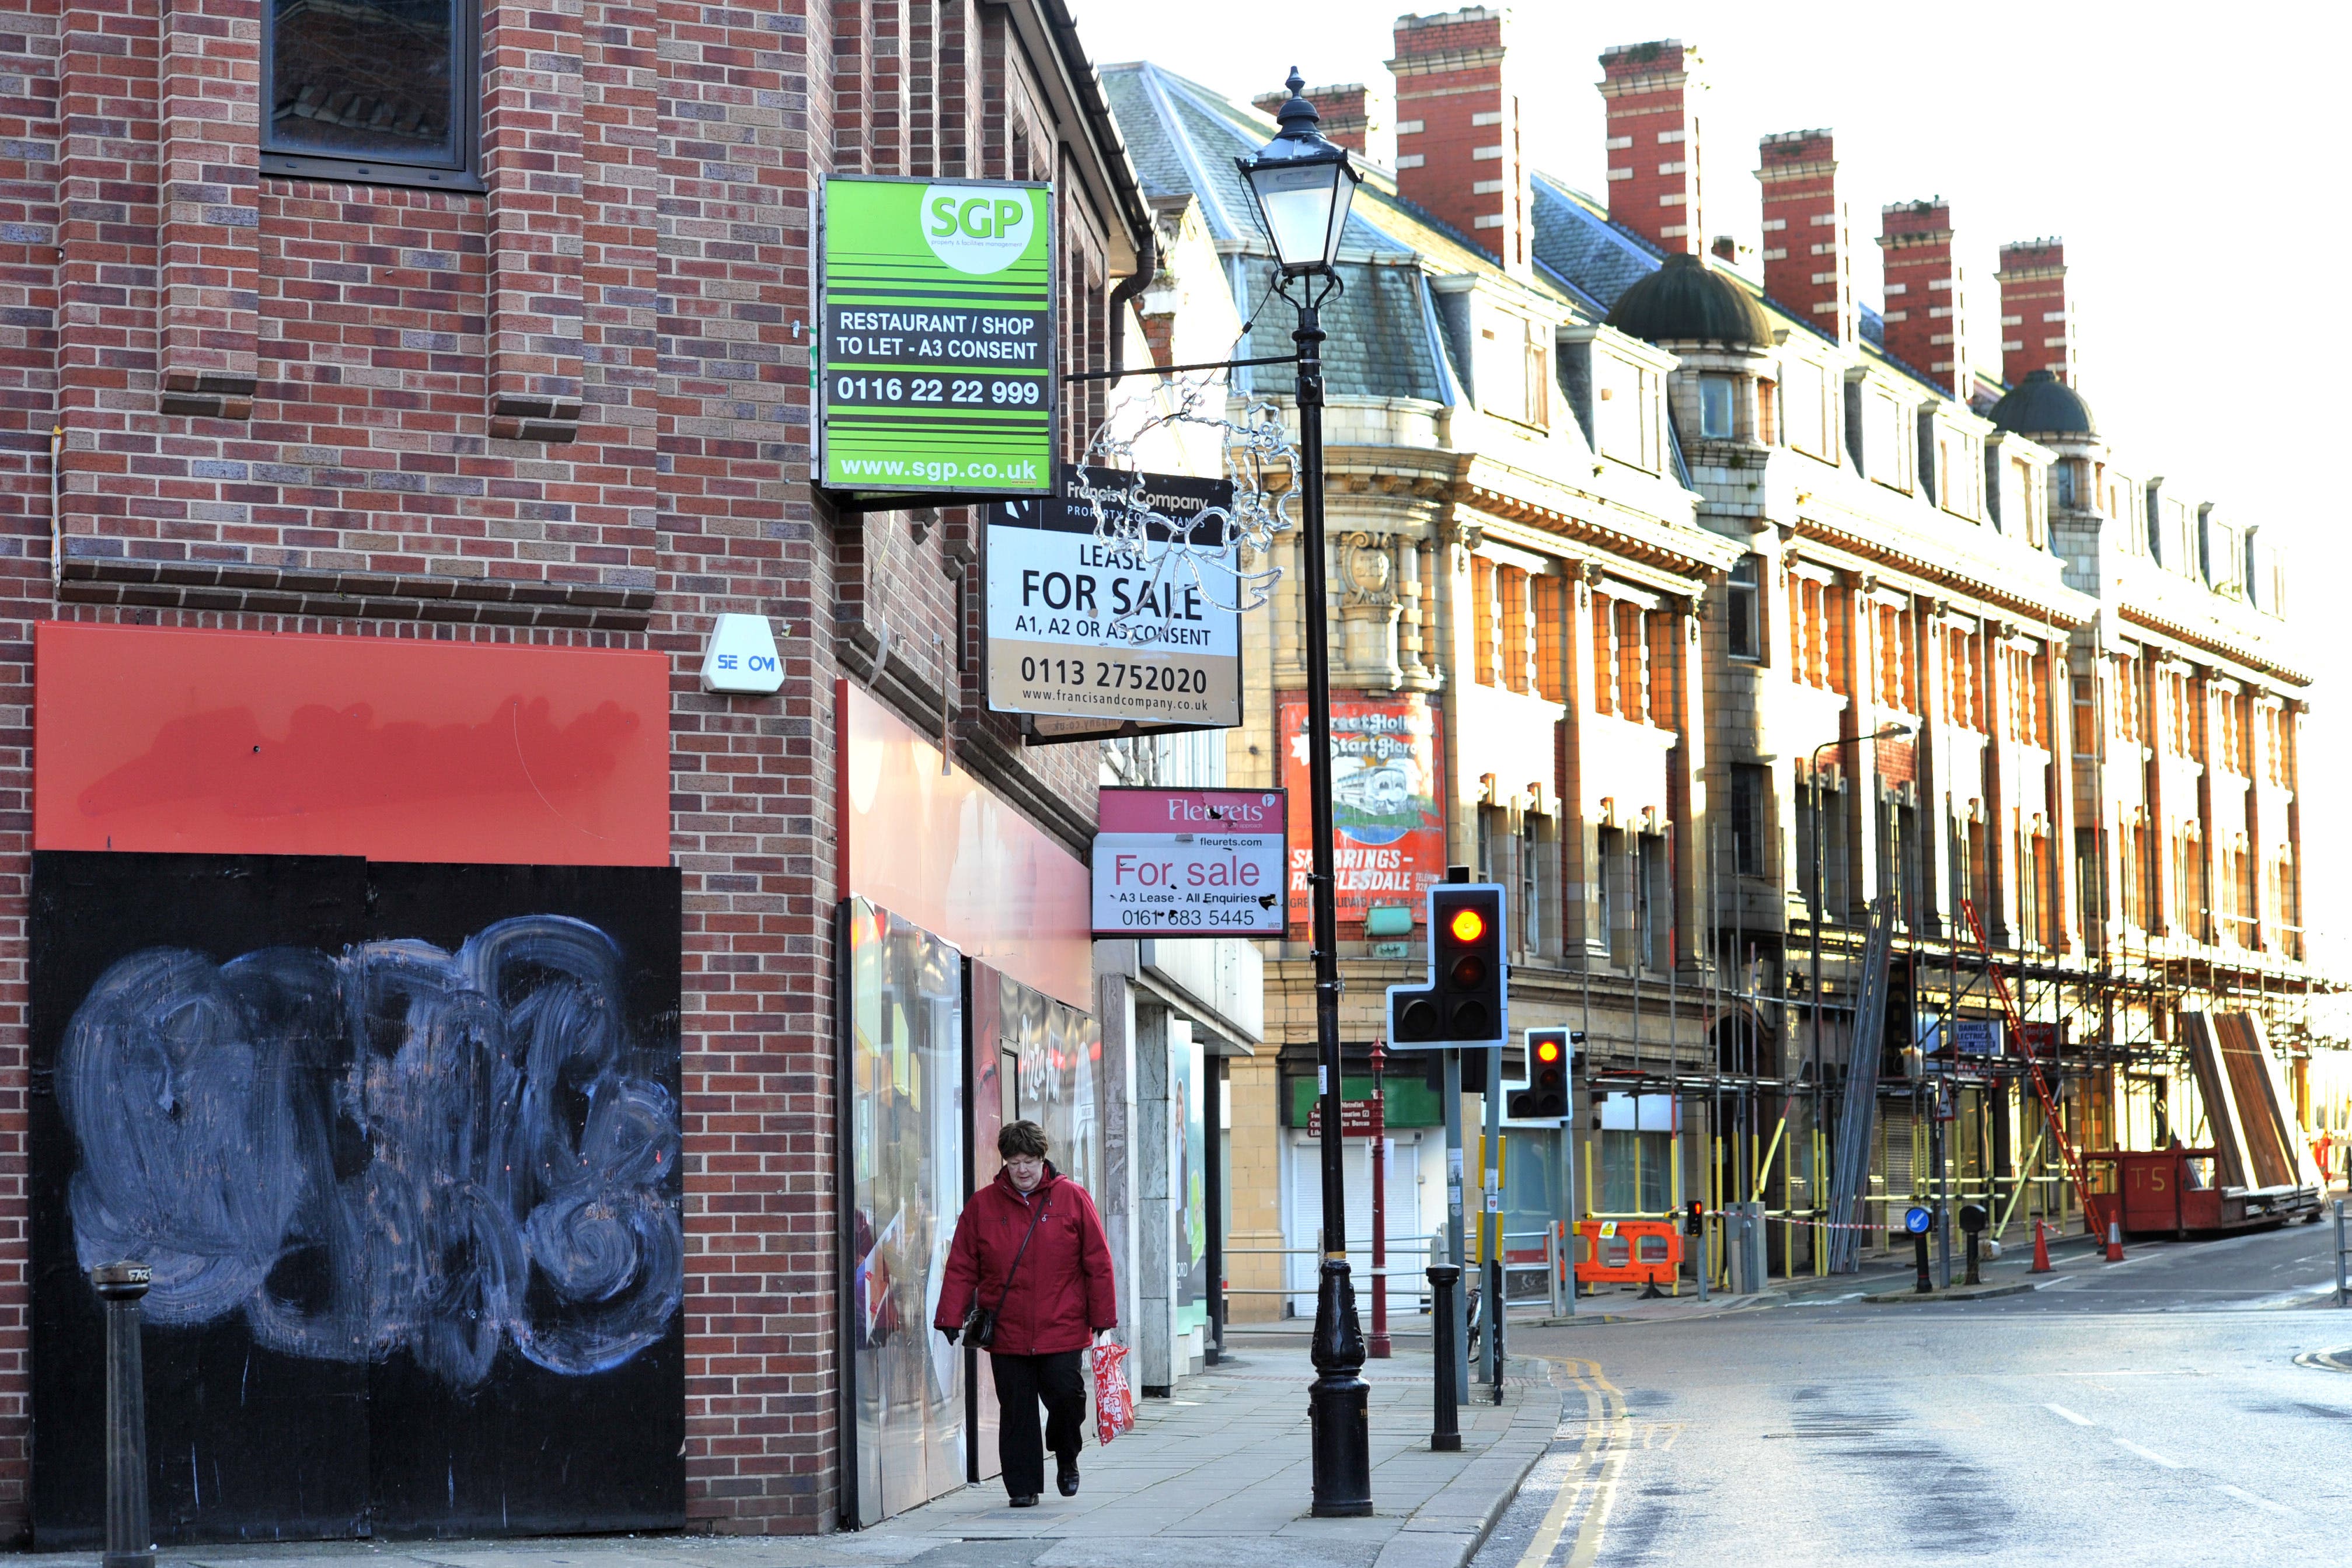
xmin=31 ymin=1346 xmax=1559 ymax=1568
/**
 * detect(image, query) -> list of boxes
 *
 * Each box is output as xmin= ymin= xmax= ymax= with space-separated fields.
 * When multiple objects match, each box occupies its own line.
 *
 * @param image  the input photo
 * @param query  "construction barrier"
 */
xmin=1574 ymin=1220 xmax=1683 ymax=1287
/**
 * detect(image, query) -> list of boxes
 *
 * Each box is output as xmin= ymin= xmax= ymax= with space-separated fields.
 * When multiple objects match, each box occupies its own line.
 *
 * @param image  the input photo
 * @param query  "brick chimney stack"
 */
xmin=1995 ymin=239 xmax=2074 ymax=387
xmin=1388 ymin=8 xmax=1529 ymax=273
xmin=1757 ymin=130 xmax=1854 ymax=347
xmin=1252 ymin=81 xmax=1394 ymax=169
xmin=1878 ymin=199 xmax=1967 ymax=397
xmin=1597 ymin=39 xmax=1703 ymax=255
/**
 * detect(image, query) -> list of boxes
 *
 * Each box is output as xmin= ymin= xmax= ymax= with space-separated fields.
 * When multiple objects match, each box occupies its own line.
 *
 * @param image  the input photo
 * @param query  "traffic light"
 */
xmin=1386 ymin=883 xmax=1507 ymax=1050
xmin=1506 ymin=1027 xmax=1571 ymax=1120
xmin=1683 ymin=1199 xmax=1707 ymax=1237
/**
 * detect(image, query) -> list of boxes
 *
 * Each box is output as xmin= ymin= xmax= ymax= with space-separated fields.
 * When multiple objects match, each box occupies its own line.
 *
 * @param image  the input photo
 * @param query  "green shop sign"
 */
xmin=818 ymin=176 xmax=1055 ymax=499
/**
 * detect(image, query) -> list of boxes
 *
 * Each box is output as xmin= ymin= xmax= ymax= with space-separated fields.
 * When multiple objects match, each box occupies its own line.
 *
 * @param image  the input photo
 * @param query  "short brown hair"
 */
xmin=998 ymin=1119 xmax=1049 ymax=1160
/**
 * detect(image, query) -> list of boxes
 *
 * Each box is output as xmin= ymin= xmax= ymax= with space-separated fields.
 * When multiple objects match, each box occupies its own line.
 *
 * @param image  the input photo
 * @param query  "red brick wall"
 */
xmin=1390 ymin=7 xmax=1527 ymax=271
xmin=1878 ymin=198 xmax=1966 ymax=397
xmin=0 ymin=0 xmax=1121 ymax=1539
xmin=1598 ymin=38 xmax=1700 ymax=255
xmin=1758 ymin=128 xmax=1852 ymax=345
xmin=1996 ymin=238 xmax=2072 ymax=387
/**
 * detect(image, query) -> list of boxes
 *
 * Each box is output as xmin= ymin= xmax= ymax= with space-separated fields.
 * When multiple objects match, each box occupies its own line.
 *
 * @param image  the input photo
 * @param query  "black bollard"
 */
xmin=1487 ymin=1253 xmax=1505 ymax=1405
xmin=1959 ymin=1203 xmax=1988 ymax=1287
xmin=1913 ymin=1232 xmax=1932 ymax=1295
xmin=1427 ymin=1266 xmax=1462 ymax=1452
xmin=91 ymin=1262 xmax=152 ymax=1568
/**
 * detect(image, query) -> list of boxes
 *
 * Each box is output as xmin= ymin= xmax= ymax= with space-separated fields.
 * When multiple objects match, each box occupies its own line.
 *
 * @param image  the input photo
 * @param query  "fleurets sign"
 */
xmin=1091 ymin=788 xmax=1286 ymax=937
xmin=1280 ymin=693 xmax=1447 ymax=928
xmin=818 ymin=176 xmax=1053 ymax=495
xmin=988 ymin=470 xmax=1241 ymax=727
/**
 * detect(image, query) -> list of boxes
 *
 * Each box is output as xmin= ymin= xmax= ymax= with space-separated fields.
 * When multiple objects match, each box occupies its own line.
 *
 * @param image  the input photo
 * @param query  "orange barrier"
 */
xmin=1573 ymin=1220 xmax=1683 ymax=1286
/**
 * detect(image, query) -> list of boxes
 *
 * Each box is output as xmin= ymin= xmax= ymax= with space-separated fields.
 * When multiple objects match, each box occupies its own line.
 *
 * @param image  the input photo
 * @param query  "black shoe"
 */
xmin=1056 ymin=1455 xmax=1080 ymax=1497
xmin=1009 ymin=1494 xmax=1039 ymax=1508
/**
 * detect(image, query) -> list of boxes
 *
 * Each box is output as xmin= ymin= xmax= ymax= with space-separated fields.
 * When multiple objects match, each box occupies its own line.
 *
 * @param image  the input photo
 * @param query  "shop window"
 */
xmin=265 ymin=0 xmax=479 ymax=187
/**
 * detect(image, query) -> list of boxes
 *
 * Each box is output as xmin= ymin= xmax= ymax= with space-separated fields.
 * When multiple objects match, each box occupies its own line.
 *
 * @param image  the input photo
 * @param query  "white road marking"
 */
xmin=2044 ymin=1403 xmax=2093 ymax=1426
xmin=2217 ymin=1484 xmax=2297 ymax=1516
xmin=2112 ymin=1438 xmax=2182 ymax=1468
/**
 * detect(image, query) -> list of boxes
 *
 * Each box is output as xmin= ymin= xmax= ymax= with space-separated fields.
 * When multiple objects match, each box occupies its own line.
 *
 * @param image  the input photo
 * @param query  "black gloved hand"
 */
xmin=941 ymin=1326 xmax=961 ymax=1345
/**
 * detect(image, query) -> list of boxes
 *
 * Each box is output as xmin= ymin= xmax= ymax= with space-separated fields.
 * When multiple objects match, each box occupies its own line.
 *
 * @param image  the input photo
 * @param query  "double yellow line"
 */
xmin=1512 ymin=1356 xmax=1632 ymax=1568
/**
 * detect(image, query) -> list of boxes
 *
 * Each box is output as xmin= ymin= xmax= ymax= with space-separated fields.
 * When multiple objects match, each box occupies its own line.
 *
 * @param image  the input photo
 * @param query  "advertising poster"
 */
xmin=1091 ymin=787 xmax=1285 ymax=937
xmin=818 ymin=176 xmax=1053 ymax=496
xmin=987 ymin=469 xmax=1241 ymax=727
xmin=1279 ymin=693 xmax=1447 ymax=928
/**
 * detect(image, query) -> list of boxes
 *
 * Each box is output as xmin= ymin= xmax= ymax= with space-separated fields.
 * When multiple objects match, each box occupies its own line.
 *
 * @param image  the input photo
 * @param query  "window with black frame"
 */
xmin=265 ymin=0 xmax=477 ymax=186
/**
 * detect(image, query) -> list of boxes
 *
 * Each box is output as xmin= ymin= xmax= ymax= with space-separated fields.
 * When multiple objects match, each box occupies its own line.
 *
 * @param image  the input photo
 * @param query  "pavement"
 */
xmin=51 ymin=1341 xmax=1562 ymax=1568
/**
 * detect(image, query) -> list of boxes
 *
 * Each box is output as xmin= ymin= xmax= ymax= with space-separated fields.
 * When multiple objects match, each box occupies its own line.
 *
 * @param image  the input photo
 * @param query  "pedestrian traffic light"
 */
xmin=1506 ymin=1027 xmax=1571 ymax=1120
xmin=1386 ymin=883 xmax=1507 ymax=1050
xmin=1683 ymin=1199 xmax=1706 ymax=1237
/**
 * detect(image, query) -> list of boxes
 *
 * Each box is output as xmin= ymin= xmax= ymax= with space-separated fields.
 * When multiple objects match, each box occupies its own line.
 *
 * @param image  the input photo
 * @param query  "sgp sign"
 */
xmin=1093 ymin=788 xmax=1286 ymax=938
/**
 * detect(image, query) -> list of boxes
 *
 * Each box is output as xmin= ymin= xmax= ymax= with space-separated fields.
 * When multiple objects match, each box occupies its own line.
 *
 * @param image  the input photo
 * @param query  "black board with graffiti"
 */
xmin=30 ymin=851 xmax=686 ymax=1543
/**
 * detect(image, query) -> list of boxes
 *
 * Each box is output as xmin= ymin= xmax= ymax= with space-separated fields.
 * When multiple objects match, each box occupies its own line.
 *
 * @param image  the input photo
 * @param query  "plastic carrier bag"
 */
xmin=1093 ymin=1340 xmax=1136 ymax=1445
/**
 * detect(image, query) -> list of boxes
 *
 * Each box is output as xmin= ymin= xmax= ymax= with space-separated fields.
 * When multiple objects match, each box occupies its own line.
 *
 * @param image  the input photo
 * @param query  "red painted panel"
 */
xmin=37 ymin=624 xmax=671 ymax=867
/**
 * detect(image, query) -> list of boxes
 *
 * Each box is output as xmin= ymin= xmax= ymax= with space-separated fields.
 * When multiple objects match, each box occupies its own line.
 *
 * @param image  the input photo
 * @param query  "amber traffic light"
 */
xmin=1386 ymin=883 xmax=1507 ymax=1049
xmin=1507 ymin=1026 xmax=1573 ymax=1120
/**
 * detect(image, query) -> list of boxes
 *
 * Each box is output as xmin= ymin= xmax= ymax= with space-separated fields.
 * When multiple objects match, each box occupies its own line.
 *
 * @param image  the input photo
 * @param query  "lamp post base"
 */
xmin=1308 ymin=1257 xmax=1373 ymax=1516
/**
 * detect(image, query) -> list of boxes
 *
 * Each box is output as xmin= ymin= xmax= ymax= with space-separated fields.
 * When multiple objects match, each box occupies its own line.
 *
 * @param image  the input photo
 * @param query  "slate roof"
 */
xmin=1530 ymin=172 xmax=1959 ymax=404
xmin=1990 ymin=369 xmax=2098 ymax=438
xmin=1606 ymin=253 xmax=1777 ymax=348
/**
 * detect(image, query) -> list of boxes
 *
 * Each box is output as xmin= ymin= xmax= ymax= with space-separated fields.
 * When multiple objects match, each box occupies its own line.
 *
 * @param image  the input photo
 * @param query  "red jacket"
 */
xmin=936 ymin=1165 xmax=1116 ymax=1356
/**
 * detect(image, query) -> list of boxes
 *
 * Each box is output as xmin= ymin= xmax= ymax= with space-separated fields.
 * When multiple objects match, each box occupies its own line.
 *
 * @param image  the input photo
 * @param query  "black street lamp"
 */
xmin=1237 ymin=70 xmax=1369 ymax=1519
xmin=1807 ymin=721 xmax=1913 ymax=1270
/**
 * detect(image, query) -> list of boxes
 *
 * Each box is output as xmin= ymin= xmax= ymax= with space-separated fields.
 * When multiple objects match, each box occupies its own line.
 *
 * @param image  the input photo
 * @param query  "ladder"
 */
xmin=1959 ymin=899 xmax=2105 ymax=1237
xmin=1826 ymin=896 xmax=1897 ymax=1273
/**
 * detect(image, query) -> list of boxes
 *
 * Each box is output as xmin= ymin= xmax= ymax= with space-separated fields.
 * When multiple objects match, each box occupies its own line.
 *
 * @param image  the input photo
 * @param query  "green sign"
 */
xmin=818 ymin=176 xmax=1055 ymax=495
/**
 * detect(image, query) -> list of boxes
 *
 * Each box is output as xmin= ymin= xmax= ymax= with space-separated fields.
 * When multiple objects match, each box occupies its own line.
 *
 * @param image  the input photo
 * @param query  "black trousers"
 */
xmin=990 ymin=1349 xmax=1086 ymax=1498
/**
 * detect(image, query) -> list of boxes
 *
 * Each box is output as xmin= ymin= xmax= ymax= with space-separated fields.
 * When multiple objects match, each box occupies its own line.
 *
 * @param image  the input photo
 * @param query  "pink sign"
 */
xmin=1093 ymin=787 xmax=1287 ymax=937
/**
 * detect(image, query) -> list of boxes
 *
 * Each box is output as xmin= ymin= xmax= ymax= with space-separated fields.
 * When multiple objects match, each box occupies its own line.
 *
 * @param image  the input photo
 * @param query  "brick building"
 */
xmin=2 ymin=0 xmax=1156 ymax=1542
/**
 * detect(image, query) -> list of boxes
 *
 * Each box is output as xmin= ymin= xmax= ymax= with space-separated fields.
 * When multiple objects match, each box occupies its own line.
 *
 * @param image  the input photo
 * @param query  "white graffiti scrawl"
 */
xmin=56 ymin=916 xmax=682 ymax=1389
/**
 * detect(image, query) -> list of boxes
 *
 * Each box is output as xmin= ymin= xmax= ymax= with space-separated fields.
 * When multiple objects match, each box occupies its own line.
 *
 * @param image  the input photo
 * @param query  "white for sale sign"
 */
xmin=986 ymin=470 xmax=1241 ymax=727
xmin=1091 ymin=787 xmax=1286 ymax=937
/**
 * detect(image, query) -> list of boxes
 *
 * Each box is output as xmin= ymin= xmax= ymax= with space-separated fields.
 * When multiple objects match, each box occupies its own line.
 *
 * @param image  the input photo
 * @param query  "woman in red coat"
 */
xmin=937 ymin=1119 xmax=1118 ymax=1507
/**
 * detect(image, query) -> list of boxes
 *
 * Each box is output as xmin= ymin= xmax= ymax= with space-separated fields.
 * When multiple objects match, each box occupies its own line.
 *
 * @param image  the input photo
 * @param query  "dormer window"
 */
xmin=1699 ymin=375 xmax=1735 ymax=439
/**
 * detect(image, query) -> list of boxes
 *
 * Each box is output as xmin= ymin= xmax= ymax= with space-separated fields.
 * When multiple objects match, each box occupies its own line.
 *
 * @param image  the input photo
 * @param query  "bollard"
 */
xmin=1427 ymin=1266 xmax=1462 ymax=1452
xmin=1913 ymin=1231 xmax=1932 ymax=1294
xmin=92 ymin=1262 xmax=152 ymax=1568
xmin=1957 ymin=1203 xmax=1987 ymax=1286
xmin=2334 ymin=1200 xmax=2346 ymax=1308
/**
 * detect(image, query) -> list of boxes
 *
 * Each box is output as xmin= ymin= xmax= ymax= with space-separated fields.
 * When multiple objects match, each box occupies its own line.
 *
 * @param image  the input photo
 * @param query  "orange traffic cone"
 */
xmin=2105 ymin=1218 xmax=2124 ymax=1263
xmin=2030 ymin=1218 xmax=2051 ymax=1273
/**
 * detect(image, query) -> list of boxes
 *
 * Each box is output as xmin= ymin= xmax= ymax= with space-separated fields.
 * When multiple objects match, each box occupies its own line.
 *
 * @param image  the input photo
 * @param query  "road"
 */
xmin=1479 ymin=1216 xmax=2352 ymax=1567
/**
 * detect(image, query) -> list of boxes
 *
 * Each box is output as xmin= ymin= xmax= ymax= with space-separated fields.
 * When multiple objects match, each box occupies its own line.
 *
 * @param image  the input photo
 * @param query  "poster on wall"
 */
xmin=1091 ymin=787 xmax=1285 ymax=937
xmin=987 ymin=469 xmax=1241 ymax=728
xmin=1279 ymin=693 xmax=1449 ymax=929
xmin=29 ymin=851 xmax=686 ymax=1545
xmin=818 ymin=176 xmax=1054 ymax=501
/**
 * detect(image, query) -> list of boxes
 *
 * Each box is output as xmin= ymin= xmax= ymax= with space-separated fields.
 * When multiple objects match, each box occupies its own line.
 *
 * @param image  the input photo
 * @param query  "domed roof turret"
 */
xmin=1989 ymin=369 xmax=2097 ymax=438
xmin=1604 ymin=253 xmax=1775 ymax=350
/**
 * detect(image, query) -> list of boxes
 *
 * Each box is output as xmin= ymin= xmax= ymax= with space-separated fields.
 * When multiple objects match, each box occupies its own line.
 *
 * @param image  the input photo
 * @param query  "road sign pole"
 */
xmin=1444 ymin=1048 xmax=1468 ymax=1401
xmin=1483 ymin=1043 xmax=1503 ymax=1394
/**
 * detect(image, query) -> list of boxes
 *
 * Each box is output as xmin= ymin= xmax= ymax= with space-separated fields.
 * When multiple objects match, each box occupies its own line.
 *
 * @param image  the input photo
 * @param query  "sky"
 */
xmin=1069 ymin=0 xmax=2352 ymax=963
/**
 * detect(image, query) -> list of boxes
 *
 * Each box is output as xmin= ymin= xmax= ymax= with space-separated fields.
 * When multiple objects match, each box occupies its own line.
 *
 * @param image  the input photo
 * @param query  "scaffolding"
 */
xmin=1554 ymin=816 xmax=2350 ymax=1288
